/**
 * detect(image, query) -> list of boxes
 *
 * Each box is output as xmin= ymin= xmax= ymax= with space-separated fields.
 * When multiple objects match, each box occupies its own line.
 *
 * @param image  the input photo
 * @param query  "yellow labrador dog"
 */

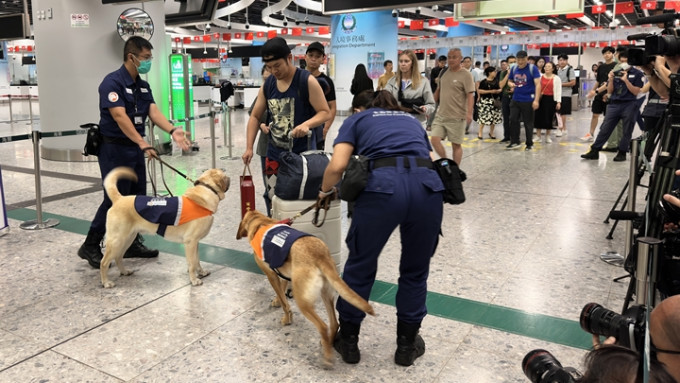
xmin=237 ymin=210 xmax=375 ymax=367
xmin=100 ymin=167 xmax=229 ymax=288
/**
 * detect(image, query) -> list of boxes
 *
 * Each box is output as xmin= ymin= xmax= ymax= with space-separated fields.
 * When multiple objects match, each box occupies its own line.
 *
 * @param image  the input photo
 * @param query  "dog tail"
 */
xmin=319 ymin=256 xmax=376 ymax=317
xmin=103 ymin=167 xmax=138 ymax=203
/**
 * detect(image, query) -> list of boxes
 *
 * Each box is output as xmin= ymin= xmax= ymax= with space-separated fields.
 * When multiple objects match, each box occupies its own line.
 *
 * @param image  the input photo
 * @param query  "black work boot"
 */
xmin=394 ymin=320 xmax=426 ymax=366
xmin=124 ymin=234 xmax=159 ymax=258
xmin=580 ymin=148 xmax=600 ymax=160
xmin=613 ymin=150 xmax=627 ymax=162
xmin=78 ymin=229 xmax=104 ymax=269
xmin=334 ymin=319 xmax=361 ymax=364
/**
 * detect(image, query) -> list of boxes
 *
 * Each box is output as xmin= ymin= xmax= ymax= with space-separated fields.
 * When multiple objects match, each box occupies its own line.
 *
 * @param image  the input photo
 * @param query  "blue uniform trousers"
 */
xmin=592 ymin=100 xmax=637 ymax=153
xmin=90 ymin=142 xmax=146 ymax=233
xmin=336 ymin=163 xmax=443 ymax=325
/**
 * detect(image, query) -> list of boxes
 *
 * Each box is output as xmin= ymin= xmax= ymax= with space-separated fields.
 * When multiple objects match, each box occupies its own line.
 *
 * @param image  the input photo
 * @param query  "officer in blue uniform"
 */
xmin=319 ymin=90 xmax=444 ymax=367
xmin=78 ymin=36 xmax=190 ymax=269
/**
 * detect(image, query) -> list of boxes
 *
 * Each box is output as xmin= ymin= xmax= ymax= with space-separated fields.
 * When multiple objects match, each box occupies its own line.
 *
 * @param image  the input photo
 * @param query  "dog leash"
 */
xmin=277 ymin=196 xmax=332 ymax=227
xmin=144 ymin=148 xmax=195 ymax=197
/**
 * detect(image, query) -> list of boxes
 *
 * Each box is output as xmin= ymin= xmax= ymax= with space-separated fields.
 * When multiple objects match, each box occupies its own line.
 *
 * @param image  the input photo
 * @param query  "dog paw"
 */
xmin=120 ymin=270 xmax=133 ymax=276
xmin=198 ymin=269 xmax=210 ymax=278
xmin=103 ymin=281 xmax=116 ymax=288
xmin=190 ymin=278 xmax=204 ymax=286
xmin=271 ymin=297 xmax=282 ymax=307
xmin=281 ymin=313 xmax=292 ymax=326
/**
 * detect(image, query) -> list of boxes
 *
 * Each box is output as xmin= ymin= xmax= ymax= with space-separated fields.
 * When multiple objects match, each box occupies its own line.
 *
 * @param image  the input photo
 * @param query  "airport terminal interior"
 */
xmin=0 ymin=100 xmax=647 ymax=382
xmin=0 ymin=0 xmax=669 ymax=382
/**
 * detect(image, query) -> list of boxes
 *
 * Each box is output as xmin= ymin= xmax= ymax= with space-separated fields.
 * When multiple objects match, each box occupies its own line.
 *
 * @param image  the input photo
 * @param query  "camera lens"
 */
xmin=522 ymin=349 xmax=563 ymax=383
xmin=580 ymin=303 xmax=640 ymax=350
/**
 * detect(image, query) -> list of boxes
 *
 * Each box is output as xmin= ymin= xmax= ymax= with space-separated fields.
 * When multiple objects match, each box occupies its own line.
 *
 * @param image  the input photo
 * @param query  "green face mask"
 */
xmin=137 ymin=58 xmax=152 ymax=74
xmin=134 ymin=55 xmax=152 ymax=74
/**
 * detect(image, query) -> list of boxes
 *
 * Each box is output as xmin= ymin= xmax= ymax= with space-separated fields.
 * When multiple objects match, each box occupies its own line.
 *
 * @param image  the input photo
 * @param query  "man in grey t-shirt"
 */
xmin=556 ymin=54 xmax=575 ymax=137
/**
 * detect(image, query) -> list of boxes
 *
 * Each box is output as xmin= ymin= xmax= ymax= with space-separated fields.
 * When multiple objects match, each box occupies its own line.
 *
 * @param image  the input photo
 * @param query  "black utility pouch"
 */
xmin=340 ymin=155 xmax=369 ymax=202
xmin=433 ymin=158 xmax=466 ymax=205
xmin=80 ymin=123 xmax=102 ymax=156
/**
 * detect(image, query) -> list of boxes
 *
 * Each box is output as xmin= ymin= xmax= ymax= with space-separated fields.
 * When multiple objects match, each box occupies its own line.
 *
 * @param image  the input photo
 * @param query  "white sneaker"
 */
xmin=580 ymin=133 xmax=594 ymax=142
xmin=546 ymin=136 xmax=552 ymax=143
xmin=554 ymin=130 xmax=563 ymax=137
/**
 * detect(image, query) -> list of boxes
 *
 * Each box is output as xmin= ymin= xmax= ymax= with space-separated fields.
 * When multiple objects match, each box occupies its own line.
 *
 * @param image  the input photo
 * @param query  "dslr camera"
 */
xmin=579 ymin=302 xmax=646 ymax=352
xmin=522 ymin=349 xmax=582 ymax=383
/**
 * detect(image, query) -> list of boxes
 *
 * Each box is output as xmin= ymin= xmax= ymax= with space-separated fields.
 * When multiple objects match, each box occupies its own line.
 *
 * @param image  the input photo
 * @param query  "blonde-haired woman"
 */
xmin=385 ymin=50 xmax=435 ymax=124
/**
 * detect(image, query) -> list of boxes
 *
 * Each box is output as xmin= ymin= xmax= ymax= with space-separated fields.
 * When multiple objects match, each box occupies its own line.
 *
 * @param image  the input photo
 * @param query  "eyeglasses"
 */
xmin=136 ymin=54 xmax=153 ymax=61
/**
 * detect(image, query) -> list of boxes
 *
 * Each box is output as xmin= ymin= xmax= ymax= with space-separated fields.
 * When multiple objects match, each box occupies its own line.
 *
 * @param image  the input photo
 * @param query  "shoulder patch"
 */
xmin=108 ymin=92 xmax=119 ymax=103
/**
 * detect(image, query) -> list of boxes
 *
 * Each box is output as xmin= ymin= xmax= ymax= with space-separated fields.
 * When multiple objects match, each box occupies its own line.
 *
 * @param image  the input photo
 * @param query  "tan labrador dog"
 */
xmin=100 ymin=167 xmax=229 ymax=288
xmin=237 ymin=210 xmax=375 ymax=367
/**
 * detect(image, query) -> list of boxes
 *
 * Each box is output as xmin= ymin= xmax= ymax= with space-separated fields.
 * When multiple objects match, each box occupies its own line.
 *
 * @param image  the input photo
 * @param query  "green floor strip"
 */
xmin=7 ymin=208 xmax=592 ymax=350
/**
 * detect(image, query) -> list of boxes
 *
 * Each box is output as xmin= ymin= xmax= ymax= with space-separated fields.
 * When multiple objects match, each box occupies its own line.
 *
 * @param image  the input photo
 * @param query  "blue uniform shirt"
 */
xmin=610 ymin=67 xmax=644 ymax=103
xmin=98 ymin=64 xmax=155 ymax=138
xmin=334 ymin=108 xmax=432 ymax=159
xmin=510 ymin=64 xmax=541 ymax=103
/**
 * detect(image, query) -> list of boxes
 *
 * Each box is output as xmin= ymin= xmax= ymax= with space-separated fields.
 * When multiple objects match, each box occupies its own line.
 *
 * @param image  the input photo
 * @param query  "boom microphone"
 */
xmin=636 ymin=12 xmax=680 ymax=26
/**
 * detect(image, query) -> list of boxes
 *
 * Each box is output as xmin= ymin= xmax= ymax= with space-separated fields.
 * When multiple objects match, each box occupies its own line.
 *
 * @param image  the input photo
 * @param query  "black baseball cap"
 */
xmin=306 ymin=41 xmax=325 ymax=55
xmin=516 ymin=50 xmax=528 ymax=58
xmin=261 ymin=37 xmax=291 ymax=62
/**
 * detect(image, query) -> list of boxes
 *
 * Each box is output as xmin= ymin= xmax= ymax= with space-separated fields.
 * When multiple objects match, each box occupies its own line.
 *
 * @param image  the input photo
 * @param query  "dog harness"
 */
xmin=134 ymin=196 xmax=213 ymax=237
xmin=250 ymin=224 xmax=312 ymax=276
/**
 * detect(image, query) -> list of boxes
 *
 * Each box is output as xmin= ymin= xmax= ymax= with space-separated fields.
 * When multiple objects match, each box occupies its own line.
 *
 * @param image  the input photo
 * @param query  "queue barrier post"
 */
xmin=209 ymin=107 xmax=217 ymax=169
xmin=19 ymin=129 xmax=59 ymax=230
xmin=8 ymin=95 xmax=14 ymax=124
xmin=220 ymin=103 xmax=237 ymax=160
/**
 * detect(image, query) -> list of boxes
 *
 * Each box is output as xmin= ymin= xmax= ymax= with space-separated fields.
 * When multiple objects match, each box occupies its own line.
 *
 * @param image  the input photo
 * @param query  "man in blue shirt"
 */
xmin=581 ymin=50 xmax=645 ymax=162
xmin=506 ymin=50 xmax=542 ymax=150
xmin=78 ymin=37 xmax=190 ymax=269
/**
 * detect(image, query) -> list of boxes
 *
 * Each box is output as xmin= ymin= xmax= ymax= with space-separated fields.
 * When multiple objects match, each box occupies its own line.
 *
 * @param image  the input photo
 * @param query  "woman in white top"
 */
xmin=535 ymin=61 xmax=562 ymax=143
xmin=385 ymin=50 xmax=435 ymax=124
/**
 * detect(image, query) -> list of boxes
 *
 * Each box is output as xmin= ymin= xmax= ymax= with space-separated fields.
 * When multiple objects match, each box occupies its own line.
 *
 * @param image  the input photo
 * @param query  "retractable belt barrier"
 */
xmin=0 ymin=94 xmax=39 ymax=125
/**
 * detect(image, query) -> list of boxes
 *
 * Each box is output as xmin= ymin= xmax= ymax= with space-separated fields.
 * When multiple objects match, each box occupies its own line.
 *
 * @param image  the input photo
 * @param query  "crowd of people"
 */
xmin=82 ymin=33 xmax=680 ymax=376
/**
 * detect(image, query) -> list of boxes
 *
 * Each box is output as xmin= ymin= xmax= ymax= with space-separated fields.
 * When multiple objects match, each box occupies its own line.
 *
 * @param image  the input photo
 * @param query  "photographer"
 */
xmin=591 ymin=295 xmax=680 ymax=382
xmin=641 ymin=56 xmax=675 ymax=100
xmin=581 ymin=50 xmax=645 ymax=162
xmin=580 ymin=345 xmax=677 ymax=383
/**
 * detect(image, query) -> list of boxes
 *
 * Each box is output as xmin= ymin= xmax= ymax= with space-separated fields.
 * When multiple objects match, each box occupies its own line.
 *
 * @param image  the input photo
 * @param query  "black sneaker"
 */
xmin=334 ymin=333 xmax=360 ymax=364
xmin=613 ymin=151 xmax=627 ymax=162
xmin=581 ymin=150 xmax=600 ymax=160
xmin=525 ymin=145 xmax=533 ymax=151
xmin=505 ymin=143 xmax=521 ymax=150
xmin=601 ymin=146 xmax=618 ymax=153
xmin=124 ymin=236 xmax=159 ymax=258
xmin=499 ymin=138 xmax=510 ymax=143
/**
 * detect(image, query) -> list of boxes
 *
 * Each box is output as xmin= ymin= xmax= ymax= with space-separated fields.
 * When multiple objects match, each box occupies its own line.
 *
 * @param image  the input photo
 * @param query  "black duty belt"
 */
xmin=372 ymin=157 xmax=433 ymax=170
xmin=103 ymin=135 xmax=138 ymax=147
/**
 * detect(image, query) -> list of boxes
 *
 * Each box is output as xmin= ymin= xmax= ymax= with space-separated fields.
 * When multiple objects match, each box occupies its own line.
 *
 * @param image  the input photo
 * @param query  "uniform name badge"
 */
xmin=134 ymin=115 xmax=143 ymax=125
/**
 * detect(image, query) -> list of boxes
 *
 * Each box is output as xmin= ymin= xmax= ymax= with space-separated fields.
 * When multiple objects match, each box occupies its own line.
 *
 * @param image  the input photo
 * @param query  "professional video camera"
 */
xmin=627 ymin=12 xmax=680 ymax=66
xmin=522 ymin=349 xmax=582 ymax=383
xmin=579 ymin=302 xmax=646 ymax=352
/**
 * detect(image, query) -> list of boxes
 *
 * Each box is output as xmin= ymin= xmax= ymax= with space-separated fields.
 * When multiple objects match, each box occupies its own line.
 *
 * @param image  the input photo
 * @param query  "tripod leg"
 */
xmin=605 ymin=180 xmax=629 ymax=224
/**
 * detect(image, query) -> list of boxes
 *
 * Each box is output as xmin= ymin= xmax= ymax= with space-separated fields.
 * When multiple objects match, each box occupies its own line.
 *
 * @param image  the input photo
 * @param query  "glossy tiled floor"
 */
xmin=0 ymin=99 xmax=644 ymax=382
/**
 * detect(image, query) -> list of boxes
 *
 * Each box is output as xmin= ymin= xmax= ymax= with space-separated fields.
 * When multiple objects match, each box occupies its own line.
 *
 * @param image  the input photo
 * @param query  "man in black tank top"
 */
xmin=241 ymin=37 xmax=331 ymax=205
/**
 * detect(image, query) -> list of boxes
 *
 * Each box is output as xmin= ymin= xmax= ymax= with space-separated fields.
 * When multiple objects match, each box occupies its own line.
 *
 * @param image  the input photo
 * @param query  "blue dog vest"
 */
xmin=134 ymin=196 xmax=212 ymax=237
xmin=251 ymin=224 xmax=312 ymax=269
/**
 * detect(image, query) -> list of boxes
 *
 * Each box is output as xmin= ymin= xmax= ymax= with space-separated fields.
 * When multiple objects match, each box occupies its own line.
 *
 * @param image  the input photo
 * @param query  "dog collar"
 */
xmin=194 ymin=180 xmax=220 ymax=196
